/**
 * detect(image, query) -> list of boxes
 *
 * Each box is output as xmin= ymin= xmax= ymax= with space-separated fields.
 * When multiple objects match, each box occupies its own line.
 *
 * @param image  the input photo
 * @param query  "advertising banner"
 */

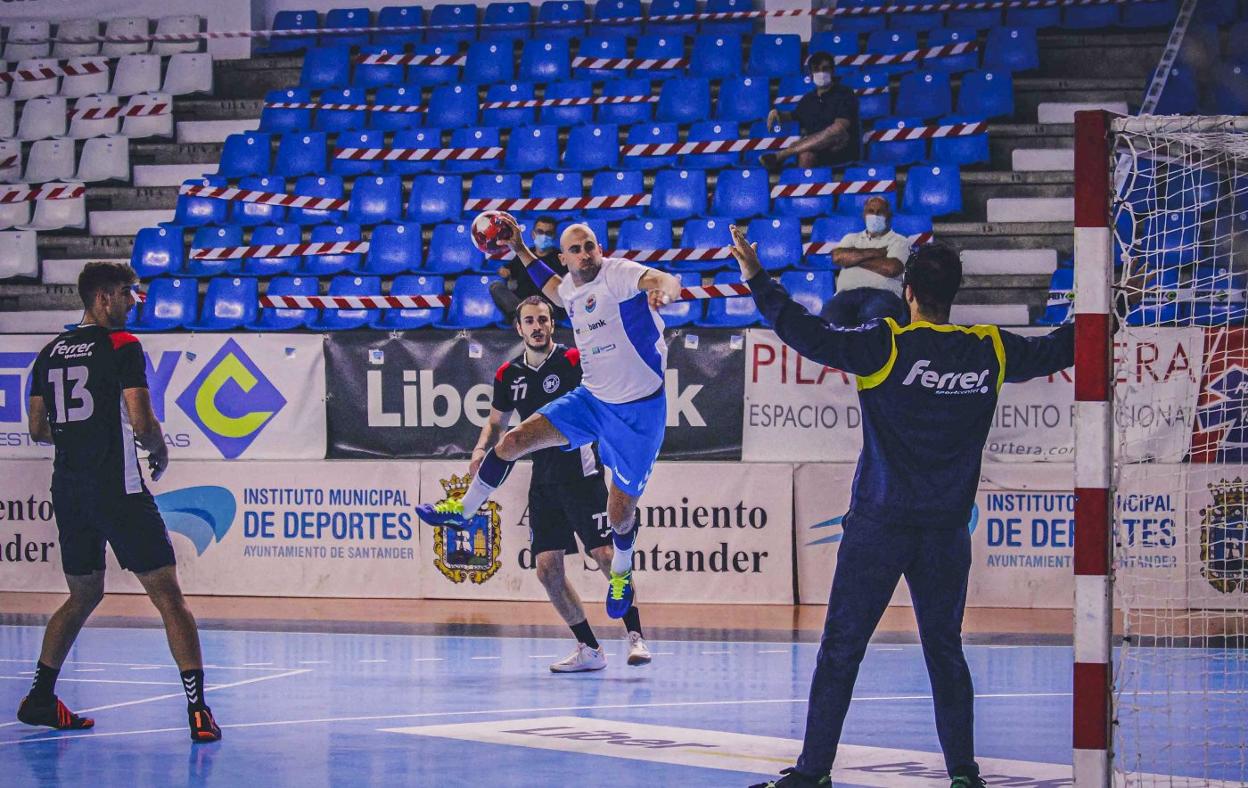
xmin=0 ymin=334 xmax=326 ymax=461
xmin=326 ymin=328 xmax=744 ymax=461
xmin=416 ymin=461 xmax=793 ymax=604
xmin=1183 ymin=466 xmax=1248 ymax=610
xmin=0 ymin=460 xmax=420 ymax=598
xmin=1191 ymin=327 xmax=1248 ymax=464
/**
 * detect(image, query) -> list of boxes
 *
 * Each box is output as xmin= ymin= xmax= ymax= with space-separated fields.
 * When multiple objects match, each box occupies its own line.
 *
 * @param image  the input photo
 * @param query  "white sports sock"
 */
xmin=610 ymin=523 xmax=636 ymax=574
xmin=459 ymin=475 xmax=494 ymax=516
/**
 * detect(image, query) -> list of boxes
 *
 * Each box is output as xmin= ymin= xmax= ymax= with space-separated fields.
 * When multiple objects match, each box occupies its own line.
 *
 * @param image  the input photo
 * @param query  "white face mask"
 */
xmin=812 ymin=72 xmax=833 ymax=88
xmin=865 ymin=214 xmax=888 ymax=234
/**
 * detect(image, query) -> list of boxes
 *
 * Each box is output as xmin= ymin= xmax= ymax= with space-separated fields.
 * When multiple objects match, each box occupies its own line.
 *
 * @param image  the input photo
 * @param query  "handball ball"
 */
xmin=471 ymin=211 xmax=517 ymax=258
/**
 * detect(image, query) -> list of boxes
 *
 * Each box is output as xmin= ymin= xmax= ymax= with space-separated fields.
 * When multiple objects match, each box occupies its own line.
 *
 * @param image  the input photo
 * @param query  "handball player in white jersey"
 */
xmin=417 ymin=217 xmax=682 ymax=618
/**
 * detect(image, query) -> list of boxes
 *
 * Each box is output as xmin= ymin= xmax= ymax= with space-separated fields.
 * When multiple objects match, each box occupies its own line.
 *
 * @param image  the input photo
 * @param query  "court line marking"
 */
xmin=359 ymin=659 xmax=387 ymax=663
xmin=0 ymin=658 xmax=294 ymax=672
xmin=0 ymin=676 xmax=179 ymax=686
xmin=757 ymin=649 xmax=789 ymax=654
xmin=469 ymin=656 xmax=501 ymax=661
xmin=411 ymin=658 xmax=443 ymax=662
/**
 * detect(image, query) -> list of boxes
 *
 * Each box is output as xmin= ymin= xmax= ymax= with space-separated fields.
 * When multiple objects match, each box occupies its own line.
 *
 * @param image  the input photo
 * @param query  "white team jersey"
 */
xmin=558 ymin=256 xmax=667 ymax=404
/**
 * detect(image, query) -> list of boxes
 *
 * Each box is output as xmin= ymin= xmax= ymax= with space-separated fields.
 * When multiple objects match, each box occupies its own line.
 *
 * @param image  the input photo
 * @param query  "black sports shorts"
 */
xmin=528 ymin=474 xmax=611 ymax=556
xmin=51 ymin=478 xmax=176 ymax=576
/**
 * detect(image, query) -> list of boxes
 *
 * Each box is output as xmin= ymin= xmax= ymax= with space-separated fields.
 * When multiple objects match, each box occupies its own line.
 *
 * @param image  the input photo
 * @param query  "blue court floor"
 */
xmin=0 ymin=624 xmax=1240 ymax=787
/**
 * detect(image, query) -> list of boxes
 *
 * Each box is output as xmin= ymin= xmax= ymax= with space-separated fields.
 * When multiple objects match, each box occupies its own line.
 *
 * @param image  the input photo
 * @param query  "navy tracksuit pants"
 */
xmin=795 ymin=511 xmax=979 ymax=779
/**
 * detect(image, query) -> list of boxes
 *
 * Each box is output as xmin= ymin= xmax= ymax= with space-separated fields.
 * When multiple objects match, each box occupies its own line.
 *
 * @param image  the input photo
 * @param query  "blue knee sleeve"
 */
xmin=477 ymin=448 xmax=515 ymax=488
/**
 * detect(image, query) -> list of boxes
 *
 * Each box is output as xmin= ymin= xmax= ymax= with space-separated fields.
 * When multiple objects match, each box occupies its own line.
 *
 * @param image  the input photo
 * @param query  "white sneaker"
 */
xmin=549 ymin=643 xmax=607 ymax=673
xmin=626 ymin=632 xmax=652 ymax=666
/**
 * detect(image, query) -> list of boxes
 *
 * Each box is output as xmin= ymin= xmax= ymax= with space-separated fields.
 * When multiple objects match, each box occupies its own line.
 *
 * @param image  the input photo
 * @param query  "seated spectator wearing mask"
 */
xmin=760 ymin=51 xmax=861 ymax=172
xmin=490 ymin=215 xmax=568 ymax=321
xmin=820 ymin=196 xmax=911 ymax=327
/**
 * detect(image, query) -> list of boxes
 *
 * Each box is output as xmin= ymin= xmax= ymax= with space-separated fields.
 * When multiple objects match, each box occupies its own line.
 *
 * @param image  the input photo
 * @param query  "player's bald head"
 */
xmin=559 ymin=223 xmax=603 ymax=283
xmin=560 ymin=223 xmax=597 ymax=250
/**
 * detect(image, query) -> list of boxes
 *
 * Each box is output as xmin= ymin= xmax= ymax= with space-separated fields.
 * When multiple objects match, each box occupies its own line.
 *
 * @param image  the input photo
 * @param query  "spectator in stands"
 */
xmin=820 ymin=196 xmax=912 ymax=327
xmin=490 ymin=215 xmax=568 ymax=322
xmin=761 ymin=52 xmax=860 ymax=172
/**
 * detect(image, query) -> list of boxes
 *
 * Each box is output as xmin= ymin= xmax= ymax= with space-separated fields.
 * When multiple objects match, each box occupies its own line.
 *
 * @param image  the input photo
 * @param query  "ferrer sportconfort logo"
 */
xmin=432 ymin=474 xmax=501 ymax=584
xmin=174 ymin=339 xmax=286 ymax=459
xmin=1199 ymin=479 xmax=1248 ymax=594
xmin=155 ymin=486 xmax=237 ymax=555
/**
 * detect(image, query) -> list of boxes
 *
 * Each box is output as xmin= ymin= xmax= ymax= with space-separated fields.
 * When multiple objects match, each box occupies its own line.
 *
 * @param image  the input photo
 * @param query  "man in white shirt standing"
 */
xmin=821 ymin=196 xmax=912 ymax=327
xmin=417 ymin=217 xmax=683 ymax=622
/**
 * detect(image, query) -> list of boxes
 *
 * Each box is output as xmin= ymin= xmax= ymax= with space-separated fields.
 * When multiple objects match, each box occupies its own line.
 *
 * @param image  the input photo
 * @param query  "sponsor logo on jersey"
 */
xmin=585 ymin=295 xmax=597 ymax=314
xmin=901 ymin=359 xmax=990 ymax=395
xmin=175 ymin=339 xmax=286 ymax=459
xmin=156 ymin=485 xmax=236 ymax=555
xmin=49 ymin=340 xmax=95 ymax=360
xmin=432 ymin=473 xmax=502 ymax=584
xmin=543 ymin=374 xmax=561 ymax=394
xmin=1199 ymin=479 xmax=1248 ymax=594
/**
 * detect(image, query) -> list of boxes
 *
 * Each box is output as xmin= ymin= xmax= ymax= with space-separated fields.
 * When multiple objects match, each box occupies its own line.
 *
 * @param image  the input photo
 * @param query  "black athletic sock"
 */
xmin=29 ymin=662 xmax=58 ymax=700
xmin=622 ymin=607 xmax=643 ymax=638
xmin=569 ymin=620 xmax=599 ymax=650
xmin=181 ymin=669 xmax=208 ymax=711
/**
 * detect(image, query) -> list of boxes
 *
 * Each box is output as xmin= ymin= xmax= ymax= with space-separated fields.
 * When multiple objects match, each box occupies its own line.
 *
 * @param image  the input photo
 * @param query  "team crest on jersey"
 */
xmin=1199 ymin=479 xmax=1248 ymax=594
xmin=543 ymin=374 xmax=561 ymax=394
xmin=585 ymin=295 xmax=597 ymax=314
xmin=432 ymin=474 xmax=502 ymax=585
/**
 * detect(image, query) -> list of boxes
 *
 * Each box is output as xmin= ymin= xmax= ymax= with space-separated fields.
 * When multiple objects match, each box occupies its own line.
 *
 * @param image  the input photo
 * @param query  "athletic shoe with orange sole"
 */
xmin=189 ymin=707 xmax=222 ymax=743
xmin=17 ymin=694 xmax=94 ymax=730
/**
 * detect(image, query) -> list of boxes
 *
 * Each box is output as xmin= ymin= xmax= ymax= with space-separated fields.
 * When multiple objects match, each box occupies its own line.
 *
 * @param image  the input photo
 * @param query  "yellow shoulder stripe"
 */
xmin=856 ymin=317 xmax=900 ymax=391
xmin=860 ymin=320 xmax=1007 ymax=393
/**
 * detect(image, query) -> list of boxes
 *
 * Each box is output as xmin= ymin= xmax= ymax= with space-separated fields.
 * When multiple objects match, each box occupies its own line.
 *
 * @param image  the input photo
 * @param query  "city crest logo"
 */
xmin=432 ymin=474 xmax=502 ymax=584
xmin=1199 ymin=479 xmax=1248 ymax=594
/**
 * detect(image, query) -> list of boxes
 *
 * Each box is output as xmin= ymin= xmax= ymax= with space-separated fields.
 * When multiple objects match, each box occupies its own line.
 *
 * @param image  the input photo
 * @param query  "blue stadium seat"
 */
xmin=903 ymin=163 xmax=962 ymax=217
xmin=647 ymin=0 xmax=698 ymax=36
xmin=314 ymin=88 xmax=367 ymax=133
xmin=776 ymin=75 xmax=813 ymax=111
xmin=751 ymin=217 xmax=803 ymax=270
xmin=247 ymin=275 xmax=318 ymax=331
xmin=542 ymin=79 xmax=594 ymax=125
xmin=1153 ymin=64 xmax=1198 ymax=115
xmin=683 ymin=121 xmax=739 ymax=170
xmin=1142 ymin=209 xmax=1200 ymax=268
xmin=405 ymin=43 xmax=461 ymax=88
xmin=809 ymin=31 xmax=860 ymax=57
xmin=259 ymin=10 xmax=319 ymax=55
xmin=634 ymin=34 xmax=687 ymax=79
xmin=299 ymin=47 xmax=351 ymax=89
xmin=435 ymin=274 xmax=505 ymax=328
xmin=482 ymin=2 xmax=533 ymax=41
xmin=658 ymin=271 xmax=703 ymax=327
xmin=274 ymin=131 xmax=326 ymax=177
xmin=427 ymin=84 xmax=480 ymax=129
xmin=1212 ymin=63 xmax=1248 ymax=115
xmin=748 ymin=119 xmax=799 ymax=140
xmin=426 ymin=221 xmax=484 ymax=274
xmin=260 ymin=88 xmax=312 ymax=133
xmin=887 ymin=10 xmax=943 ymax=33
xmin=843 ymin=71 xmax=891 ymax=119
xmin=407 ymin=173 xmax=463 ymax=223
xmin=1005 ymin=7 xmax=1061 ymax=28
xmin=946 ymin=9 xmax=1003 ymax=30
xmin=359 ymin=222 xmax=422 ymax=275
xmin=537 ymin=0 xmax=587 ymax=39
xmin=385 ymin=128 xmax=443 ymax=175
xmin=1062 ymin=3 xmax=1120 ymax=29
xmin=529 ymin=170 xmax=581 ymax=204
xmin=307 ymin=274 xmax=382 ymax=331
xmin=482 ymin=82 xmax=536 ymax=127
xmin=183 ymin=226 xmax=242 ymax=279
xmin=186 ymin=276 xmax=260 ymax=331
xmin=575 ymin=35 xmax=629 ymax=81
xmin=930 ymin=114 xmax=989 ymax=166
xmin=232 ymin=175 xmax=287 ymax=226
xmin=465 ymin=41 xmax=516 ymax=84
xmin=521 ymin=38 xmax=570 ymax=82
xmin=303 ymin=223 xmax=364 ymax=276
xmin=502 ymin=125 xmax=559 ymax=172
xmin=132 ymin=277 xmax=197 ymax=332
xmin=926 ymin=29 xmax=979 ymax=74
xmin=442 ymin=126 xmax=502 ymax=174
xmin=322 ymin=8 xmax=371 ymax=47
xmin=956 ymin=69 xmax=1014 ymax=118
xmin=839 ymin=164 xmax=897 ymax=215
xmin=891 ymin=212 xmax=933 ymax=239
xmin=1187 ymin=265 xmax=1246 ymax=326
xmin=658 ymin=77 xmax=711 ymax=123
xmin=702 ymin=0 xmax=756 ymax=37
xmin=712 ymin=167 xmax=769 ymax=219
xmin=590 ymin=170 xmax=646 ymax=221
xmin=218 ymin=132 xmax=272 ymax=178
xmin=829 ymin=11 xmax=886 ymax=36
xmin=593 ymin=0 xmax=644 ymax=38
xmin=348 ymin=175 xmax=403 ymax=224
xmin=715 ymin=75 xmax=769 ymax=122
xmin=780 ymin=269 xmax=836 ymax=317
xmin=374 ymin=6 xmax=425 ymax=48
xmin=371 ymin=273 xmax=447 ymax=329
xmin=616 ymin=217 xmax=672 ymax=251
xmin=691 ymin=33 xmax=742 ymax=79
xmin=774 ymin=166 xmax=834 ymax=218
xmin=330 ymin=130 xmax=383 ymax=178
xmin=1036 ymin=265 xmax=1074 ymax=326
xmin=801 ymin=215 xmax=864 ymax=270
xmin=427 ymin=4 xmax=479 ymax=47
xmin=371 ymin=86 xmax=424 ymax=132
xmin=241 ymin=224 xmax=302 ymax=277
xmin=747 ymin=33 xmax=800 ymax=77
xmin=1125 ymin=267 xmax=1180 ymax=326
xmin=678 ymin=217 xmax=733 ymax=272
xmin=623 ymin=123 xmax=679 ymax=170
xmin=598 ymin=78 xmax=656 ymax=125
xmin=866 ymin=117 xmax=926 ymax=166
xmin=289 ymin=174 xmax=345 ymax=225
xmin=896 ymin=70 xmax=952 ymax=118
xmin=696 ymin=270 xmax=761 ymax=326
xmin=563 ymin=123 xmax=619 ymax=171
xmin=866 ymin=29 xmax=918 ymax=55
xmin=983 ymin=27 xmax=1040 ymax=72
xmin=470 ymin=172 xmax=523 ymax=202
xmin=131 ymin=226 xmax=185 ymax=278
xmin=170 ymin=176 xmax=228 ymax=227
xmin=353 ymin=44 xmax=405 ymax=89
xmin=1197 ymin=0 xmax=1239 ymax=25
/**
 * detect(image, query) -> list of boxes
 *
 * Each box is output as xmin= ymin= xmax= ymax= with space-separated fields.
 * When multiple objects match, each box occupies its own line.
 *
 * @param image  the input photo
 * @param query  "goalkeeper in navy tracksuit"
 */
xmin=731 ymin=226 xmax=1075 ymax=788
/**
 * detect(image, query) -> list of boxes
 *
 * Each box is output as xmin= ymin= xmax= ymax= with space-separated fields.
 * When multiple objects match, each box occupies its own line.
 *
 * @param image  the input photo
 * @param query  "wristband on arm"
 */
xmin=525 ymin=257 xmax=557 ymax=290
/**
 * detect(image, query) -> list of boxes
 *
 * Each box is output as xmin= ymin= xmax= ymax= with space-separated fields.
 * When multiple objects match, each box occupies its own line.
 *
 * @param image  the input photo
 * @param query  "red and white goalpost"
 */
xmin=1073 ymin=111 xmax=1248 ymax=787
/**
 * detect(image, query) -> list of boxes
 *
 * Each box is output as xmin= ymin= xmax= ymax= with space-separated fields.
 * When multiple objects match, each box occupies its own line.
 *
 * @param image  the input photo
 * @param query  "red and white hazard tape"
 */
xmin=770 ymin=180 xmax=896 ymax=198
xmin=190 ymin=241 xmax=369 ymax=260
xmin=776 ymin=86 xmax=890 ymax=104
xmin=356 ymin=53 xmax=465 ymax=67
xmin=464 ymin=194 xmax=650 ymax=212
xmin=0 ymin=156 xmax=17 ymax=170
xmin=333 ymin=146 xmax=502 ymax=162
xmin=261 ymin=294 xmax=449 ymax=309
xmin=481 ymin=95 xmax=657 ymax=110
xmin=863 ymin=121 xmax=988 ymax=142
xmin=802 ymin=232 xmax=933 ymax=255
xmin=264 ymin=101 xmax=426 ymax=113
xmin=0 ymin=59 xmax=108 ymax=85
xmin=0 ymin=184 xmax=85 ymax=203
xmin=614 ymin=247 xmax=735 ymax=263
xmin=680 ymin=283 xmax=751 ymax=299
xmin=571 ymin=56 xmax=688 ymax=71
xmin=621 ymin=137 xmax=799 ymax=157
xmin=179 ymin=184 xmax=350 ymax=212
xmin=835 ymin=41 xmax=978 ymax=67
xmin=830 ymin=0 xmax=1125 ymax=15
xmin=68 ymin=103 xmax=170 ymax=120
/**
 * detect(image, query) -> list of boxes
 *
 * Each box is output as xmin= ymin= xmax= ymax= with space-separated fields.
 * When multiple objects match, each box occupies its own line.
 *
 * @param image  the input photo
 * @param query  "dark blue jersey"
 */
xmin=749 ymin=270 xmax=1075 ymax=529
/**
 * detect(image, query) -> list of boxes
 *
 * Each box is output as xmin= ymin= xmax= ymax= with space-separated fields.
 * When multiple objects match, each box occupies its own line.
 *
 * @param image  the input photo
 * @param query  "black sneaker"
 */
xmin=16 ymin=694 xmax=94 ymax=730
xmin=748 ymin=767 xmax=831 ymax=787
xmin=950 ymin=775 xmax=987 ymax=787
xmin=189 ymin=707 xmax=222 ymax=743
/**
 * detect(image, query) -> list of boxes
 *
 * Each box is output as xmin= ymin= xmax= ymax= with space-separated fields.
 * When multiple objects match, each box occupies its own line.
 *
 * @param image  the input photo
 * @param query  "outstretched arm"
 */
xmin=498 ymin=214 xmax=564 ymax=307
xmin=999 ymin=325 xmax=1075 ymax=383
xmin=639 ymin=268 xmax=682 ymax=310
